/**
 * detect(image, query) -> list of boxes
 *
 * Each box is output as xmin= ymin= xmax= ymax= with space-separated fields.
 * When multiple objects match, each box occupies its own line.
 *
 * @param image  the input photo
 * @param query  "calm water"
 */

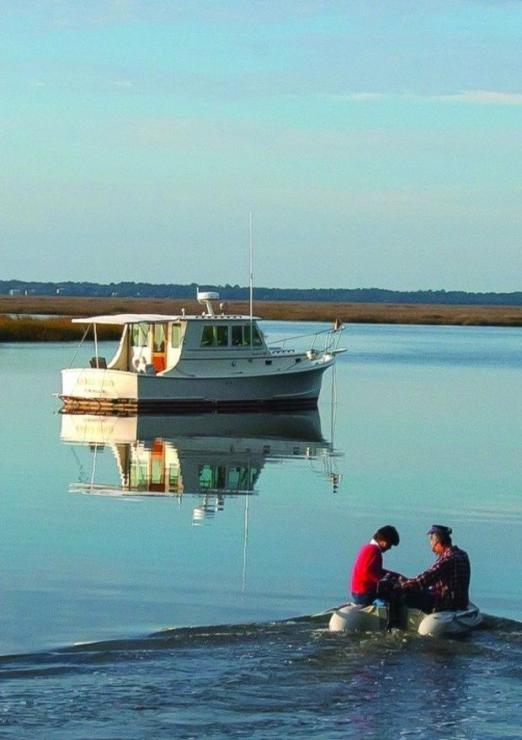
xmin=1 ymin=323 xmax=521 ymax=737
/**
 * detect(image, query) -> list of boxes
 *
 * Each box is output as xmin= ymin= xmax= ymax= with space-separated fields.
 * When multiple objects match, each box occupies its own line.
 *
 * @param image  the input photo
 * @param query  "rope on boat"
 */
xmin=68 ymin=323 xmax=91 ymax=368
xmin=268 ymin=324 xmax=345 ymax=354
xmin=268 ymin=326 xmax=339 ymax=345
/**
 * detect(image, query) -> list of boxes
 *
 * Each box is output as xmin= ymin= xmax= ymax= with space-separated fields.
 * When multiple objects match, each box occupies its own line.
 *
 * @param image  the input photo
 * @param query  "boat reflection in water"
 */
xmin=61 ymin=410 xmax=341 ymax=524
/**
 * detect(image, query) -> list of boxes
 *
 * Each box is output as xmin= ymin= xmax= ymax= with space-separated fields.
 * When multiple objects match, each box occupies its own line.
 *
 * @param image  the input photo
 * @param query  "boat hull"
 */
xmin=328 ymin=602 xmax=482 ymax=637
xmin=61 ymin=362 xmax=331 ymax=413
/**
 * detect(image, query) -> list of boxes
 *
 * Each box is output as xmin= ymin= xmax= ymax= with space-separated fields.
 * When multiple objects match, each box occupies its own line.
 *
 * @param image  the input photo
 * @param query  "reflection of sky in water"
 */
xmin=0 ymin=322 xmax=521 ymax=653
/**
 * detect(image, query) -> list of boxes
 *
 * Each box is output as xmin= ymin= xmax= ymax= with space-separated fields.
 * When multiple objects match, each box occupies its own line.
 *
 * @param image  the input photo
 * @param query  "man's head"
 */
xmin=373 ymin=525 xmax=400 ymax=552
xmin=427 ymin=524 xmax=453 ymax=554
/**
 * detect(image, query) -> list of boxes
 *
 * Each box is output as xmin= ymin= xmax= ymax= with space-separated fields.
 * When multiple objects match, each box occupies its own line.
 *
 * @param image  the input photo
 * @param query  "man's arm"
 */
xmin=383 ymin=568 xmax=403 ymax=580
xmin=401 ymin=557 xmax=449 ymax=591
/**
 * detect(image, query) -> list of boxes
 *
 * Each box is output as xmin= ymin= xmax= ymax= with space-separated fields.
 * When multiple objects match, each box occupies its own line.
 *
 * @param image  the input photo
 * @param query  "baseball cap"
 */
xmin=426 ymin=524 xmax=453 ymax=536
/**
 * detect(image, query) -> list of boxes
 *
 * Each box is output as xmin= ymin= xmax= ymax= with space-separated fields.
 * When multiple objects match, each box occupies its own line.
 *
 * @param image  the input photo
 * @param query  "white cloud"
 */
xmin=109 ymin=80 xmax=135 ymax=89
xmin=437 ymin=90 xmax=522 ymax=105
xmin=325 ymin=90 xmax=522 ymax=105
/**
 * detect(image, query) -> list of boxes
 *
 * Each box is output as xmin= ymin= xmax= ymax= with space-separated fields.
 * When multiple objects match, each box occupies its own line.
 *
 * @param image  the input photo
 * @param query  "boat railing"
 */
xmin=268 ymin=324 xmax=344 ymax=355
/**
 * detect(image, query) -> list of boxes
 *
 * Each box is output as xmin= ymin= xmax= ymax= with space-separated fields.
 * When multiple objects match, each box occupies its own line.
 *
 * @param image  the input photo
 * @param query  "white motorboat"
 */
xmin=328 ymin=602 xmax=483 ymax=637
xmin=60 ymin=290 xmax=344 ymax=413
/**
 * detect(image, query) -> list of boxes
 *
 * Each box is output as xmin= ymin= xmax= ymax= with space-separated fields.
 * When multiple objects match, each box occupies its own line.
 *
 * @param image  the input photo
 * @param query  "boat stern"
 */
xmin=61 ymin=368 xmax=138 ymax=413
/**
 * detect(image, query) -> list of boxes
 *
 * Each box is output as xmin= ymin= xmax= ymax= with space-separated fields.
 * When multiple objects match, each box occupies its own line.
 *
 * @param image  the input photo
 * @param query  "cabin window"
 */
xmin=151 ymin=457 xmax=164 ymax=486
xmin=201 ymin=326 xmax=213 ymax=346
xmin=130 ymin=322 xmax=149 ymax=347
xmin=232 ymin=324 xmax=263 ymax=347
xmin=228 ymin=465 xmax=261 ymax=490
xmin=199 ymin=464 xmax=227 ymax=489
xmin=198 ymin=464 xmax=213 ymax=488
xmin=168 ymin=464 xmax=181 ymax=492
xmin=231 ymin=325 xmax=245 ymax=346
xmin=216 ymin=326 xmax=228 ymax=346
xmin=171 ymin=323 xmax=182 ymax=348
xmin=130 ymin=462 xmax=148 ymax=490
xmin=200 ymin=325 xmax=229 ymax=347
xmin=153 ymin=324 xmax=166 ymax=353
xmin=249 ymin=325 xmax=263 ymax=347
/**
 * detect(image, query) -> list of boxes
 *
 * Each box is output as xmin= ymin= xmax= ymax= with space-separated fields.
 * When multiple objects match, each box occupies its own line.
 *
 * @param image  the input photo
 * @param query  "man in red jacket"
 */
xmin=350 ymin=525 xmax=401 ymax=605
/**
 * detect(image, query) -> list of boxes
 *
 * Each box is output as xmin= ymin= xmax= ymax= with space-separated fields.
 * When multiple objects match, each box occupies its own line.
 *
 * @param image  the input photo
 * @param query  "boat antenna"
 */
xmin=249 ymin=211 xmax=254 ymax=344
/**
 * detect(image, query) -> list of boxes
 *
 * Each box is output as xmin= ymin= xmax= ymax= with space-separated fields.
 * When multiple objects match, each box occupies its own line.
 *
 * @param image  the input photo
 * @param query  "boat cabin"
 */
xmin=75 ymin=312 xmax=268 ymax=376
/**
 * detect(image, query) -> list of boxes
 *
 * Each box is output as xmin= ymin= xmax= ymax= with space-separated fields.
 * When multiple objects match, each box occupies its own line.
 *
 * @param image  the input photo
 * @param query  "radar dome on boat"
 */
xmin=197 ymin=290 xmax=220 ymax=316
xmin=197 ymin=291 xmax=220 ymax=301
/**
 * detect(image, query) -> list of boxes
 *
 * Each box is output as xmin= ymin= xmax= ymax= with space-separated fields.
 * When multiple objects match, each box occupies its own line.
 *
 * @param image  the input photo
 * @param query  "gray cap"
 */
xmin=427 ymin=524 xmax=453 ymax=536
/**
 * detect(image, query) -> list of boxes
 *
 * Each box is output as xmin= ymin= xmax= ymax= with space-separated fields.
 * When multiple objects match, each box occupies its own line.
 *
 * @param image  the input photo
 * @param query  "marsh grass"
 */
xmin=0 ymin=315 xmax=120 ymax=342
xmin=0 ymin=296 xmax=520 ymax=342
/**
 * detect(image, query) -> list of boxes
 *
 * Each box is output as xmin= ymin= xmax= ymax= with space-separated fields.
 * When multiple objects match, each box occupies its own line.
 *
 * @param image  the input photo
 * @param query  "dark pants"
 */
xmin=351 ymin=592 xmax=376 ymax=606
xmin=403 ymin=589 xmax=437 ymax=613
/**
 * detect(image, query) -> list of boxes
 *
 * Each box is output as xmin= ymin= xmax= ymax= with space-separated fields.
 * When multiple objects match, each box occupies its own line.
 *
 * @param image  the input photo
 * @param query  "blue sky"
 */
xmin=1 ymin=1 xmax=521 ymax=290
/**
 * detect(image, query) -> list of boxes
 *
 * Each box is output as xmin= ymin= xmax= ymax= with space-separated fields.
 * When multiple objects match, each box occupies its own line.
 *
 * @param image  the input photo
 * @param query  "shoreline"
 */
xmin=0 ymin=296 xmax=521 ymax=341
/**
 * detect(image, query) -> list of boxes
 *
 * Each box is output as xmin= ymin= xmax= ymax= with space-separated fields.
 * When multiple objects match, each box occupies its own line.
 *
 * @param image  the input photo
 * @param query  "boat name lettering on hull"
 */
xmin=77 ymin=377 xmax=116 ymax=388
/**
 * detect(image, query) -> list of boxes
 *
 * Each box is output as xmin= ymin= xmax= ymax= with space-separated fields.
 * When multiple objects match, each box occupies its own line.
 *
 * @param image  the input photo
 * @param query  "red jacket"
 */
xmin=350 ymin=542 xmax=387 ymax=595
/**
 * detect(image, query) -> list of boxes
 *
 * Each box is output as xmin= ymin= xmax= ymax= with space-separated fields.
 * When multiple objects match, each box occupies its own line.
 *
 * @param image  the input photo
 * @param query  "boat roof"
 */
xmin=72 ymin=313 xmax=261 ymax=325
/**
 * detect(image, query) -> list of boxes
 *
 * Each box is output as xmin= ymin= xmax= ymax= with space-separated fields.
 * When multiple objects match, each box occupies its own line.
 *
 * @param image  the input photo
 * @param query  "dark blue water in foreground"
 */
xmin=0 ymin=323 xmax=521 ymax=737
xmin=1 ymin=615 xmax=521 ymax=738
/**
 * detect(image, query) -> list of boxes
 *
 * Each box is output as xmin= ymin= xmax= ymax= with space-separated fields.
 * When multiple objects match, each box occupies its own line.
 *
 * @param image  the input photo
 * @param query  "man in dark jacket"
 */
xmin=400 ymin=525 xmax=470 ymax=613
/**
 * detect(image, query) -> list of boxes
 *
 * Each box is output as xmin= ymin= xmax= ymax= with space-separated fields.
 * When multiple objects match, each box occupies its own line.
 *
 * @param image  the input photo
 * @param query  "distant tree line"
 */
xmin=1 ymin=280 xmax=521 ymax=306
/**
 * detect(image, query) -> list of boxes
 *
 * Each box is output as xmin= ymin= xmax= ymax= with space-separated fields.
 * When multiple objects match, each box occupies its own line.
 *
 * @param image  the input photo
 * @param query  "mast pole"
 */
xmin=249 ymin=211 xmax=254 ymax=345
xmin=242 ymin=490 xmax=249 ymax=593
xmin=93 ymin=323 xmax=99 ymax=368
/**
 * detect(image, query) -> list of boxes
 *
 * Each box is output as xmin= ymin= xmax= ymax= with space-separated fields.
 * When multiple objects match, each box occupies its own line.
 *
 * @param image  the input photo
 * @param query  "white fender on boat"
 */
xmin=417 ymin=603 xmax=482 ymax=637
xmin=328 ymin=603 xmax=388 ymax=632
xmin=328 ymin=604 xmax=360 ymax=632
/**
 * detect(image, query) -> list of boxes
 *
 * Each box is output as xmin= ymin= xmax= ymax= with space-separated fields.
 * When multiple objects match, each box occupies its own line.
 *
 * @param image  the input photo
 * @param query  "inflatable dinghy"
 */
xmin=328 ymin=602 xmax=482 ymax=637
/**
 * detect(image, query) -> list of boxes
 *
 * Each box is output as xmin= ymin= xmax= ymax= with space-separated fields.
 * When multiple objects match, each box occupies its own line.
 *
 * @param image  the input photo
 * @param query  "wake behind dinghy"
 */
xmin=328 ymin=602 xmax=482 ymax=637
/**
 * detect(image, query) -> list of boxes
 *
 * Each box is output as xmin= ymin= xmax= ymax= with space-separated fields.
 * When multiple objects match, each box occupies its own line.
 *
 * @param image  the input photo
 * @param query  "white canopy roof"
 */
xmin=72 ymin=313 xmax=260 ymax=325
xmin=72 ymin=313 xmax=183 ymax=325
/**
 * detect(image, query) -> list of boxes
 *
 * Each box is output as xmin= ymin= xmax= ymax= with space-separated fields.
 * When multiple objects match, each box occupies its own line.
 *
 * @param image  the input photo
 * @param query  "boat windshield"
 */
xmin=201 ymin=326 xmax=229 ymax=347
xmin=200 ymin=323 xmax=263 ymax=348
xmin=232 ymin=324 xmax=263 ymax=347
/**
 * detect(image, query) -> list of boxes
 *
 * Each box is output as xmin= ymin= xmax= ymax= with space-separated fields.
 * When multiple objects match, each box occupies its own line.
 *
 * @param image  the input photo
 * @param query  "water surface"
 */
xmin=0 ymin=323 xmax=520 ymax=737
